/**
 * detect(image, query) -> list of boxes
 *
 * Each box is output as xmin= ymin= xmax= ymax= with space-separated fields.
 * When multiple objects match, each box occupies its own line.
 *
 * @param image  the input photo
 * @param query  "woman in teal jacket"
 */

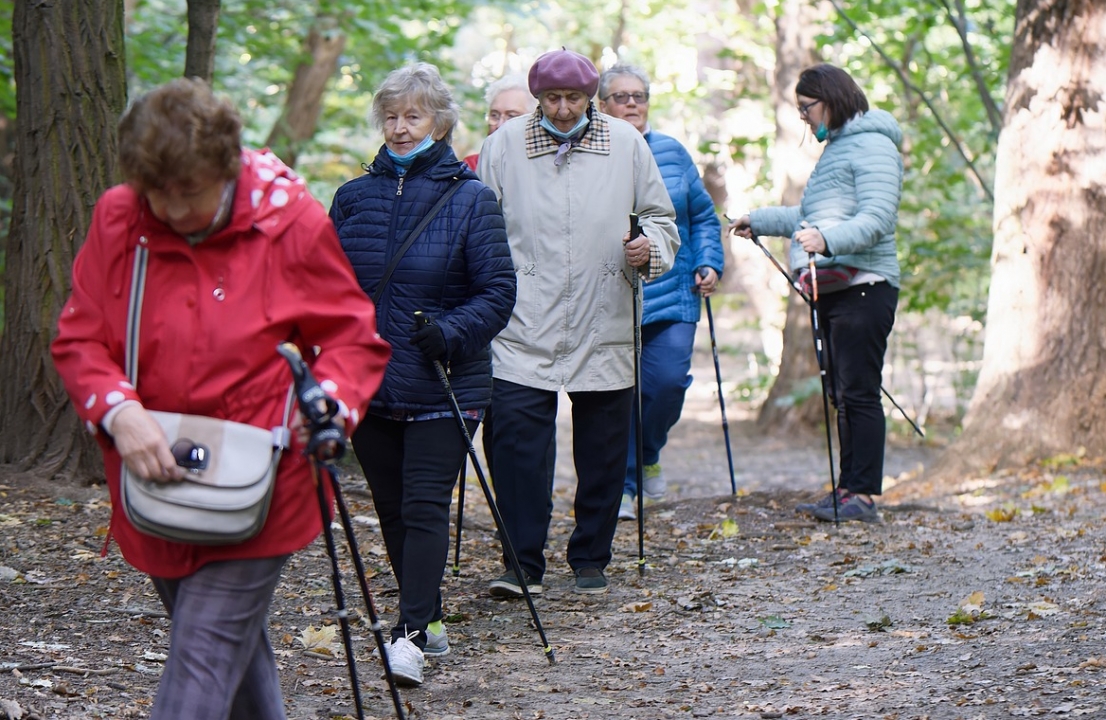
xmin=730 ymin=63 xmax=903 ymax=523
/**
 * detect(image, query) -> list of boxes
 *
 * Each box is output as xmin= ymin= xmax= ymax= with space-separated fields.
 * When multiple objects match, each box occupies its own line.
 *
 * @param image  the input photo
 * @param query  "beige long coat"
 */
xmin=477 ymin=107 xmax=679 ymax=392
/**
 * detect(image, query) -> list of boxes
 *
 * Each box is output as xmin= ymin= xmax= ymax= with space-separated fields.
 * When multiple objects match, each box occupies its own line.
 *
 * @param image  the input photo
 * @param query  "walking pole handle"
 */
xmin=276 ymin=342 xmax=346 ymax=461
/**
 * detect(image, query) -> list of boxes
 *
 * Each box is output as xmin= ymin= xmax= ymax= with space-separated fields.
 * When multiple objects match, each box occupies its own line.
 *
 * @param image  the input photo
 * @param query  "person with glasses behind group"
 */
xmin=598 ymin=64 xmax=724 ymax=520
xmin=728 ymin=63 xmax=903 ymax=523
xmin=463 ymin=74 xmax=537 ymax=171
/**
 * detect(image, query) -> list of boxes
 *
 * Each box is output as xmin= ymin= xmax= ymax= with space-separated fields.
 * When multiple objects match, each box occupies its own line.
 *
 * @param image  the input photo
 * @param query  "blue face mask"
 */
xmin=539 ymin=113 xmax=590 ymax=140
xmin=814 ymin=123 xmax=829 ymax=142
xmin=386 ymin=133 xmax=437 ymax=166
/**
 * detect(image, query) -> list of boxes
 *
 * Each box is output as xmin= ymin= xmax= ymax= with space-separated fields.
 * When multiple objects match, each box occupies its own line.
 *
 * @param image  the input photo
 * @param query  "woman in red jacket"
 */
xmin=51 ymin=78 xmax=391 ymax=720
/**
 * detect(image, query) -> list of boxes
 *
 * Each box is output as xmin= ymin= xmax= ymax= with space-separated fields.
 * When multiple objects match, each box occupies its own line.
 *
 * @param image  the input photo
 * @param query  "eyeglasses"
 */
xmin=171 ymin=439 xmax=209 ymax=473
xmin=602 ymin=91 xmax=649 ymax=105
xmin=487 ymin=111 xmax=524 ymax=123
xmin=798 ymin=99 xmax=821 ymax=117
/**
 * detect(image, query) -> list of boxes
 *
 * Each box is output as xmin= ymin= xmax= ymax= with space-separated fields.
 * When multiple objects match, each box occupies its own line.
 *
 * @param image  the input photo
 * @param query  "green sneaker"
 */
xmin=488 ymin=571 xmax=543 ymax=598
xmin=573 ymin=567 xmax=609 ymax=595
xmin=643 ymin=463 xmax=666 ymax=501
xmin=424 ymin=623 xmax=449 ymax=657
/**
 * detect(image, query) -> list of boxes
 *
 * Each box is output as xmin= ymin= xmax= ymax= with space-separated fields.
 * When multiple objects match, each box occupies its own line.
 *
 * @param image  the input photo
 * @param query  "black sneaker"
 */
xmin=573 ymin=567 xmax=609 ymax=595
xmin=812 ymin=494 xmax=880 ymax=523
xmin=488 ymin=571 xmax=542 ymax=598
xmin=795 ymin=489 xmax=846 ymax=515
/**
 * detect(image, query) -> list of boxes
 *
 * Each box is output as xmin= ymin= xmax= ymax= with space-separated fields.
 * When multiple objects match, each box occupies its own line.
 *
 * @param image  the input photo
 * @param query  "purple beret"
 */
xmin=528 ymin=48 xmax=599 ymax=98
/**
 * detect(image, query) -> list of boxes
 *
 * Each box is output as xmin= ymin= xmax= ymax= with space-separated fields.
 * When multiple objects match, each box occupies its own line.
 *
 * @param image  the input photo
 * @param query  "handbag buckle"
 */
xmin=171 ymin=439 xmax=210 ymax=473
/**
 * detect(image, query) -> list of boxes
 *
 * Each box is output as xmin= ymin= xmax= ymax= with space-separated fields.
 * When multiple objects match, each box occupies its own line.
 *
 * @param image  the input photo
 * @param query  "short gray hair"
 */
xmin=598 ymin=63 xmax=651 ymax=100
xmin=372 ymin=62 xmax=460 ymax=142
xmin=484 ymin=73 xmax=534 ymax=107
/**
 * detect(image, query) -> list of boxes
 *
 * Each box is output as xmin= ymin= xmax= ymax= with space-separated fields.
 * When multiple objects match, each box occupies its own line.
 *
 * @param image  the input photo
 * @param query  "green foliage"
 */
xmin=125 ymin=0 xmax=478 ymax=199
xmin=818 ymin=0 xmax=1013 ymax=319
xmin=0 ymin=6 xmax=13 ymax=118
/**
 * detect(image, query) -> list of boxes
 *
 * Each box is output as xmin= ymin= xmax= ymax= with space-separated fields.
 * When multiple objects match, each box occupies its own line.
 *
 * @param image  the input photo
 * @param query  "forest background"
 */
xmin=0 ymin=0 xmax=1102 ymax=483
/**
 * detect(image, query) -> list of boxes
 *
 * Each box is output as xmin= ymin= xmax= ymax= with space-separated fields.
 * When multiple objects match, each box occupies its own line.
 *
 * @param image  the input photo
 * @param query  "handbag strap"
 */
xmin=371 ymin=178 xmax=467 ymax=305
xmin=125 ymin=244 xmax=295 ymax=437
xmin=125 ymin=245 xmax=149 ymax=385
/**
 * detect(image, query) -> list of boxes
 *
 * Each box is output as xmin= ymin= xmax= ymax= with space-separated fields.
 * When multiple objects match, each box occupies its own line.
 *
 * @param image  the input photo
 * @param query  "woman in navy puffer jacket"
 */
xmin=329 ymin=62 xmax=515 ymax=686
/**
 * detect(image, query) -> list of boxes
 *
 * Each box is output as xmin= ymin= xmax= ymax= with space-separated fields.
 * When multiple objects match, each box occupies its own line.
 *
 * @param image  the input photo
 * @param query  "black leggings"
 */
xmin=820 ymin=281 xmax=898 ymax=496
xmin=351 ymin=414 xmax=474 ymax=647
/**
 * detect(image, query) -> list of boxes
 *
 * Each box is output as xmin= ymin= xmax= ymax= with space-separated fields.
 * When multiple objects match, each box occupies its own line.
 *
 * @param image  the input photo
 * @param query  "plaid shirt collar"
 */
xmin=524 ymin=102 xmax=611 ymax=161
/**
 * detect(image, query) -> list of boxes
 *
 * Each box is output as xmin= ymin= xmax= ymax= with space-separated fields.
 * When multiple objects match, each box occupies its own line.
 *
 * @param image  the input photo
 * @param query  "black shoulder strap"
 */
xmin=371 ymin=178 xmax=467 ymax=305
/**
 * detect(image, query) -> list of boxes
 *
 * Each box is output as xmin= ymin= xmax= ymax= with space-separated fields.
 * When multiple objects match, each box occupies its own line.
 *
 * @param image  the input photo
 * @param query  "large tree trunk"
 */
xmin=184 ymin=0 xmax=220 ymax=82
xmin=264 ymin=19 xmax=346 ymax=168
xmin=755 ymin=0 xmax=822 ymax=433
xmin=936 ymin=0 xmax=1106 ymax=476
xmin=0 ymin=0 xmax=127 ymax=480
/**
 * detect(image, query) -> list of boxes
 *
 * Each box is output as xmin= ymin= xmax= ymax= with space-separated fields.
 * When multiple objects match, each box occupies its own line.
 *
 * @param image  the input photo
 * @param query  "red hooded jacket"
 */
xmin=52 ymin=149 xmax=391 ymax=578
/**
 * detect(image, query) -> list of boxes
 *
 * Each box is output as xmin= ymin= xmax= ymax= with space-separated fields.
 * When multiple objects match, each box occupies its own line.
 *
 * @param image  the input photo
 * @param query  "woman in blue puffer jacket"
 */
xmin=598 ymin=64 xmax=725 ymax=518
xmin=329 ymin=62 xmax=516 ymax=686
xmin=730 ymin=63 xmax=903 ymax=524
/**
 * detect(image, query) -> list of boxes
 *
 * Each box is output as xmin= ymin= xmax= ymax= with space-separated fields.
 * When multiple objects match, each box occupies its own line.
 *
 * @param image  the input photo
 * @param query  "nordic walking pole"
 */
xmin=698 ymin=267 xmax=737 ymax=495
xmin=804 ymin=240 xmax=841 ymax=527
xmin=414 ymin=313 xmax=556 ymax=665
xmin=451 ymin=458 xmax=466 ymax=576
xmin=738 ymin=223 xmax=924 ymax=438
xmin=628 ymin=214 xmax=647 ymax=576
xmin=276 ymin=343 xmax=406 ymax=720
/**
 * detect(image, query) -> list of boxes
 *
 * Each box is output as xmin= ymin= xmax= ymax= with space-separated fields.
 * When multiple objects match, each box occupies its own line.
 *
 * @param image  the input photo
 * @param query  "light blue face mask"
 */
xmin=539 ymin=113 xmax=590 ymax=140
xmin=814 ymin=123 xmax=829 ymax=142
xmin=386 ymin=133 xmax=437 ymax=166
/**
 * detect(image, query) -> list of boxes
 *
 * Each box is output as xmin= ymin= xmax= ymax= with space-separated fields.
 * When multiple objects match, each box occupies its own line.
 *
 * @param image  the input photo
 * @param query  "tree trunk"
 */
xmin=935 ymin=0 xmax=1106 ymax=476
xmin=264 ymin=19 xmax=346 ymax=168
xmin=755 ymin=0 xmax=822 ymax=433
xmin=0 ymin=0 xmax=127 ymax=480
xmin=184 ymin=0 xmax=221 ymax=82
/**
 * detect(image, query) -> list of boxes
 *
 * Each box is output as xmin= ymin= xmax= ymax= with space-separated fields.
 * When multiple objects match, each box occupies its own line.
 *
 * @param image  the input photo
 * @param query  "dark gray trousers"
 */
xmin=150 ymin=555 xmax=289 ymax=720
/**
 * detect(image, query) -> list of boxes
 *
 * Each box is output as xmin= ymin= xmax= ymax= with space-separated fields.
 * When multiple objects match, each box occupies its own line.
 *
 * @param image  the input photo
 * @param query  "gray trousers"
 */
xmin=150 ymin=555 xmax=289 ymax=720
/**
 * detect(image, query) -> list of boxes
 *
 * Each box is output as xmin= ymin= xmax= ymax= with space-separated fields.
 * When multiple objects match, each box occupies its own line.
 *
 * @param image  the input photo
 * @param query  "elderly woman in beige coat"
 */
xmin=477 ymin=48 xmax=679 ymax=597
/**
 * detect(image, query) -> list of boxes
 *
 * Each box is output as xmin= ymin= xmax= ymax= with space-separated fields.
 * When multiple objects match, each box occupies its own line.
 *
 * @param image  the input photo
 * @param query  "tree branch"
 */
xmin=939 ymin=0 xmax=1004 ymax=133
xmin=827 ymin=0 xmax=994 ymax=203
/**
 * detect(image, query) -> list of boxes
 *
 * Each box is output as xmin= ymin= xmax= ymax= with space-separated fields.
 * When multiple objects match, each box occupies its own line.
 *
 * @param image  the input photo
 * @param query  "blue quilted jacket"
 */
xmin=750 ymin=109 xmax=903 ymax=287
xmin=642 ymin=131 xmax=724 ymax=325
xmin=329 ymin=141 xmax=516 ymax=415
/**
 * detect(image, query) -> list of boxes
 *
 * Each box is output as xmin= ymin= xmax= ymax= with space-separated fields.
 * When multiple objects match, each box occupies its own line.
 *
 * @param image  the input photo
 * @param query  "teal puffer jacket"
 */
xmin=750 ymin=108 xmax=903 ymax=288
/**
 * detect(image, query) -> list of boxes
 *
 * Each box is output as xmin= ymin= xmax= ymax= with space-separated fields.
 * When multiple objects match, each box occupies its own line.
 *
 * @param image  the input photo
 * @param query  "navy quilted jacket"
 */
xmin=642 ymin=131 xmax=724 ymax=325
xmin=329 ymin=141 xmax=516 ymax=415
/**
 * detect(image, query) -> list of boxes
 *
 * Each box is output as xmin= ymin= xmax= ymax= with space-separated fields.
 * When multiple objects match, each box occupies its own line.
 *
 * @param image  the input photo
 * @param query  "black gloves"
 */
xmin=410 ymin=318 xmax=447 ymax=361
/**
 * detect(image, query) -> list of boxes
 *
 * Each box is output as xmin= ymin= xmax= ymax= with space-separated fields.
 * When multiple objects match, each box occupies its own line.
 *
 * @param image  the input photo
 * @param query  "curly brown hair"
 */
xmin=118 ymin=78 xmax=242 ymax=192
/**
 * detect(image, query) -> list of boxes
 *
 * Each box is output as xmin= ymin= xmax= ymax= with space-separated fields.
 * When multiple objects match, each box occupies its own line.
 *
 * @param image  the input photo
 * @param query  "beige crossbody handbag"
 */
xmin=119 ymin=244 xmax=294 ymax=544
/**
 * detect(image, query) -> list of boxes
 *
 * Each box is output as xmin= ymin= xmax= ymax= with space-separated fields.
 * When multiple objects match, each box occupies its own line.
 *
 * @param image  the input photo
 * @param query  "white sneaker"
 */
xmin=424 ymin=624 xmax=449 ymax=657
xmin=383 ymin=632 xmax=424 ymax=686
xmin=618 ymin=493 xmax=636 ymax=521
xmin=643 ymin=463 xmax=666 ymax=501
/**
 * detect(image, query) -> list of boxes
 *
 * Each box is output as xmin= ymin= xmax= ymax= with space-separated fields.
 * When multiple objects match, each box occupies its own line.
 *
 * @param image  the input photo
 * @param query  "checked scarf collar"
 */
xmin=524 ymin=102 xmax=611 ymax=166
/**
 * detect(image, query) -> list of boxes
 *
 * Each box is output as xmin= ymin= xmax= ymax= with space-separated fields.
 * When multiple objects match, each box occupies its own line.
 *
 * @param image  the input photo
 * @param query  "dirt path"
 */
xmin=4 ymin=321 xmax=1103 ymax=720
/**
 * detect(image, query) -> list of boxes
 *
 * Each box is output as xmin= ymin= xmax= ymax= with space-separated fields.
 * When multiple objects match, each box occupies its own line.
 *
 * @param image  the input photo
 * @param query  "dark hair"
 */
xmin=795 ymin=63 xmax=869 ymax=131
xmin=118 ymin=77 xmax=242 ymax=192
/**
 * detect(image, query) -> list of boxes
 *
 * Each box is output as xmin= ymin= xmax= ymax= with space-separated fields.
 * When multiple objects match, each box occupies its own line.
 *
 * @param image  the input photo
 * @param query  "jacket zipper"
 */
xmin=396 ymin=177 xmax=404 ymax=196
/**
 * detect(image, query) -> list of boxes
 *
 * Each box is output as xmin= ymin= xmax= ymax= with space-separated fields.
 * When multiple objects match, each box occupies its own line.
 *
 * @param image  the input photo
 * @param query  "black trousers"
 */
xmin=489 ymin=379 xmax=633 ymax=580
xmin=820 ymin=281 xmax=898 ymax=496
xmin=352 ymin=414 xmax=473 ymax=647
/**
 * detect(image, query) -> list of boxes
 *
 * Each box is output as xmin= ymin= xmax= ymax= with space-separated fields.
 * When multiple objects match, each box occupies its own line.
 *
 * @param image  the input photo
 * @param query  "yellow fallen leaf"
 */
xmin=298 ymin=624 xmax=338 ymax=651
xmin=619 ymin=601 xmax=653 ymax=613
